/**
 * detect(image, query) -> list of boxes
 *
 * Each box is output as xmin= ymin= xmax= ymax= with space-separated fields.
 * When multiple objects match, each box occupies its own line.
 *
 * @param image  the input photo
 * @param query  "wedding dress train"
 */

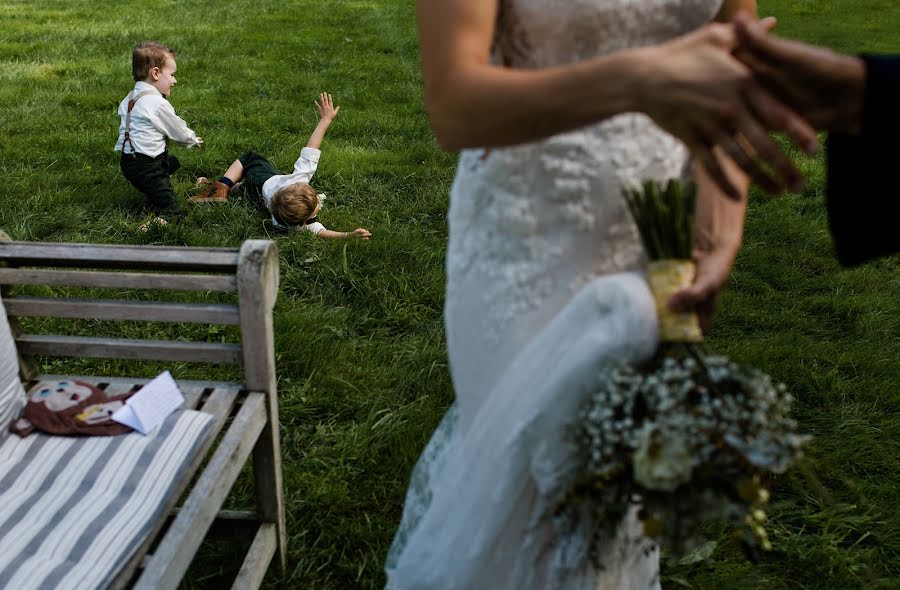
xmin=387 ymin=1 xmax=725 ymax=587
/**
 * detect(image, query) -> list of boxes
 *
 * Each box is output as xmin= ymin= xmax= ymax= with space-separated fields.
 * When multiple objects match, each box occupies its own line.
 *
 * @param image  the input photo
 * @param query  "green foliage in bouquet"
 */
xmin=625 ymin=179 xmax=696 ymax=261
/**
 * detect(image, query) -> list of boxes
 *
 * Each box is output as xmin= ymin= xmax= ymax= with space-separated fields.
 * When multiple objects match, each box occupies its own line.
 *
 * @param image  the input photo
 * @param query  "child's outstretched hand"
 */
xmin=316 ymin=92 xmax=341 ymax=122
xmin=350 ymin=228 xmax=371 ymax=241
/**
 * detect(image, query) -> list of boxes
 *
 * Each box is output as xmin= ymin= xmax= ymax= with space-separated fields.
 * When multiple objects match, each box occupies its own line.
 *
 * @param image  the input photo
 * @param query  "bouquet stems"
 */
xmin=626 ymin=180 xmax=702 ymax=343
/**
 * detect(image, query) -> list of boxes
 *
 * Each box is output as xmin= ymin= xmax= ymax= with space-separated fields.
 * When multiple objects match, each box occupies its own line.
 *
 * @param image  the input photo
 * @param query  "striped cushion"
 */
xmin=0 ymin=293 xmax=26 ymax=443
xmin=0 ymin=409 xmax=214 ymax=589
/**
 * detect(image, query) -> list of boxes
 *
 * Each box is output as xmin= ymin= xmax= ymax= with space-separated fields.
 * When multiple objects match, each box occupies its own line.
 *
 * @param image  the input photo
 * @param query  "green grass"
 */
xmin=0 ymin=0 xmax=898 ymax=588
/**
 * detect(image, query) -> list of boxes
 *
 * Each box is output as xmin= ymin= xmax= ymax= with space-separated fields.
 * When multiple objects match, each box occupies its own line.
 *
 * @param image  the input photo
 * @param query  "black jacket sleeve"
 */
xmin=826 ymin=55 xmax=900 ymax=266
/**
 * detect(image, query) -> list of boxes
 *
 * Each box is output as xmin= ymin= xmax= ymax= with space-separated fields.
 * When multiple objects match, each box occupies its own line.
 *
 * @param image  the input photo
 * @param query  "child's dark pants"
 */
xmin=120 ymin=151 xmax=182 ymax=219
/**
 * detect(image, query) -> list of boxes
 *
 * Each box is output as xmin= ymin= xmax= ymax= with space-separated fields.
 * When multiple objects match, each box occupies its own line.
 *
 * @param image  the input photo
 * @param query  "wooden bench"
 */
xmin=0 ymin=238 xmax=285 ymax=589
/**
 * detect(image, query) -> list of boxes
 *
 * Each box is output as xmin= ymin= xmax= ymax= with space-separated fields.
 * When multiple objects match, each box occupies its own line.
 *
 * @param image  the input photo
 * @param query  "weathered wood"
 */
xmin=0 ymin=268 xmax=237 ymax=292
xmin=133 ymin=392 xmax=267 ymax=590
xmin=0 ymin=241 xmax=239 ymax=272
xmin=237 ymin=239 xmax=287 ymax=571
xmin=0 ymin=231 xmax=39 ymax=380
xmin=16 ymin=334 xmax=243 ymax=364
xmin=4 ymin=296 xmax=241 ymax=324
xmin=230 ymin=523 xmax=277 ymax=590
xmin=108 ymin=387 xmax=241 ymax=590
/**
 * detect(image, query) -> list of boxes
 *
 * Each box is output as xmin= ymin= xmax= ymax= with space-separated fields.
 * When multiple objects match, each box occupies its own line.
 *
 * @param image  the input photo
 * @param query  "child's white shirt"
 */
xmin=262 ymin=147 xmax=326 ymax=234
xmin=114 ymin=82 xmax=201 ymax=157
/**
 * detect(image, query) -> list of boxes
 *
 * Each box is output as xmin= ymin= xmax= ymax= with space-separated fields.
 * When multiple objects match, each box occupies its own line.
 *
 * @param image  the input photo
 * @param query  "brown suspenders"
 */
xmin=122 ymin=90 xmax=154 ymax=155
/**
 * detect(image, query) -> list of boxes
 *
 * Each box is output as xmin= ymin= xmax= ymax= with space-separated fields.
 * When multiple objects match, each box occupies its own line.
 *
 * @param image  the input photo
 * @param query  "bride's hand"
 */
xmin=667 ymin=241 xmax=739 ymax=334
xmin=666 ymin=156 xmax=746 ymax=333
xmin=634 ymin=20 xmax=818 ymax=199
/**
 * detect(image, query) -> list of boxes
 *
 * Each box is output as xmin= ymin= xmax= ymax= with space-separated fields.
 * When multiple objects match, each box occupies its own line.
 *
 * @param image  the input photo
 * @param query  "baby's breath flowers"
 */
xmin=554 ymin=181 xmax=809 ymax=560
xmin=570 ymin=350 xmax=808 ymax=555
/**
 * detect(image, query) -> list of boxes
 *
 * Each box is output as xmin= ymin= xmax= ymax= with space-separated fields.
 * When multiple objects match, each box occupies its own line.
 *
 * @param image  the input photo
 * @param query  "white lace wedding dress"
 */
xmin=386 ymin=1 xmax=723 ymax=588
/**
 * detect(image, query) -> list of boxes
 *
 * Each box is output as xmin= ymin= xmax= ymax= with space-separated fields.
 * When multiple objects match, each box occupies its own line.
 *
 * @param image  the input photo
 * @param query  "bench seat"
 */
xmin=0 ymin=408 xmax=214 ymax=590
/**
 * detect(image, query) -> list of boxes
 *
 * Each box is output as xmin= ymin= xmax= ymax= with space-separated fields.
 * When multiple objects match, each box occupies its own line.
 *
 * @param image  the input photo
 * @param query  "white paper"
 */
xmin=112 ymin=370 xmax=185 ymax=435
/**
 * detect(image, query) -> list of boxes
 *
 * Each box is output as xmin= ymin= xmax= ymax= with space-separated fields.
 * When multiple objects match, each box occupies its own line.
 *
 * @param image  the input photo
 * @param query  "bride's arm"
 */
xmin=417 ymin=0 xmax=642 ymax=149
xmin=418 ymin=0 xmax=814 ymax=198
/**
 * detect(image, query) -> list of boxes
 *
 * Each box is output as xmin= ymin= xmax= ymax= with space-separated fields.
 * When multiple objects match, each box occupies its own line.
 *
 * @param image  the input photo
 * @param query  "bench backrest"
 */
xmin=0 ymin=240 xmax=279 ymax=392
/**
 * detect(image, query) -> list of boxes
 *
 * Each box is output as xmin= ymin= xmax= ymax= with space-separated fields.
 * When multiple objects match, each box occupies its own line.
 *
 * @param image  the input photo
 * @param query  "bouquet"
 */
xmin=557 ymin=180 xmax=809 ymax=560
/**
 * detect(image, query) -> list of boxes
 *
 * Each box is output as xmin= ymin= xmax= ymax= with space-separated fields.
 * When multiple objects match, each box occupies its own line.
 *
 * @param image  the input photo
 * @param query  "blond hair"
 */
xmin=132 ymin=41 xmax=175 ymax=82
xmin=270 ymin=183 xmax=319 ymax=227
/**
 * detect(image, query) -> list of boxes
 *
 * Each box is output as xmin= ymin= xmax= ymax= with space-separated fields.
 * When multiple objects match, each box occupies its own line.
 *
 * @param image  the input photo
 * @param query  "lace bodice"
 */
xmin=492 ymin=0 xmax=721 ymax=68
xmin=445 ymin=0 xmax=723 ymax=408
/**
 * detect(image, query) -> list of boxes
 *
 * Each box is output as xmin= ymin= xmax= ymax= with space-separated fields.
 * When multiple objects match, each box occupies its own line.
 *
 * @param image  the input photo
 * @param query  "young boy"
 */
xmin=115 ymin=41 xmax=203 ymax=225
xmin=192 ymin=93 xmax=371 ymax=240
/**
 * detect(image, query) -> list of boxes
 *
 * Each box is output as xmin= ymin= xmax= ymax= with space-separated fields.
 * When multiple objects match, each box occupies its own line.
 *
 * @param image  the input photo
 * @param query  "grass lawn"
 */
xmin=0 ymin=0 xmax=897 ymax=588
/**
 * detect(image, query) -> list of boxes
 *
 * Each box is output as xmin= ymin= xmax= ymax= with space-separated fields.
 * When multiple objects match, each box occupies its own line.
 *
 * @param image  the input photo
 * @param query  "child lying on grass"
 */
xmin=192 ymin=93 xmax=371 ymax=240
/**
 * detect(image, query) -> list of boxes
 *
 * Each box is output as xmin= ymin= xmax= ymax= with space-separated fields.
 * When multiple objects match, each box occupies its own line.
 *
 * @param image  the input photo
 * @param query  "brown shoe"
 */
xmin=190 ymin=181 xmax=229 ymax=204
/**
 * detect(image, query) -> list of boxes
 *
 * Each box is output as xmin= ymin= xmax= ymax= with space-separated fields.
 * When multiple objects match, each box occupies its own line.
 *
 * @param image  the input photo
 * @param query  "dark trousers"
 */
xmin=120 ymin=151 xmax=182 ymax=219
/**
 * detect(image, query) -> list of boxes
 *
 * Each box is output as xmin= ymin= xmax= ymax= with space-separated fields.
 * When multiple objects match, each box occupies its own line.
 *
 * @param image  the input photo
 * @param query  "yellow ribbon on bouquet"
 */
xmin=647 ymin=259 xmax=703 ymax=343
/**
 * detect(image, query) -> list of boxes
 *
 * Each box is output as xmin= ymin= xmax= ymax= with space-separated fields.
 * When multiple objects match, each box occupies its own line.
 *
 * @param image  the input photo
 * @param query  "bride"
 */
xmin=386 ymin=1 xmax=812 ymax=588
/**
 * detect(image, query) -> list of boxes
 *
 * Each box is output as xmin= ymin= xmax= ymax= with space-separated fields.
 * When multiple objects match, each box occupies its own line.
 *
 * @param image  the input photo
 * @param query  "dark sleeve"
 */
xmin=826 ymin=55 xmax=900 ymax=266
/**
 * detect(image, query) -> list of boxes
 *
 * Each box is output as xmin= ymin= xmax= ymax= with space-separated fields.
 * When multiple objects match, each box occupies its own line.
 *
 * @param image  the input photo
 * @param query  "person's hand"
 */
xmin=349 ymin=228 xmax=371 ymax=240
xmin=635 ymin=20 xmax=818 ymax=199
xmin=666 ymin=241 xmax=738 ymax=334
xmin=196 ymin=137 xmax=204 ymax=147
xmin=316 ymin=92 xmax=341 ymax=122
xmin=733 ymin=13 xmax=866 ymax=134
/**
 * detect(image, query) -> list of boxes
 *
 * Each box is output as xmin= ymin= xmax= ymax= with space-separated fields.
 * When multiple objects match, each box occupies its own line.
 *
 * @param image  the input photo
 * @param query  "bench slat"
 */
xmin=4 ymin=296 xmax=240 ymax=324
xmin=231 ymin=523 xmax=277 ymax=590
xmin=17 ymin=334 xmax=243 ymax=364
xmin=0 ymin=268 xmax=237 ymax=292
xmin=0 ymin=242 xmax=239 ymax=272
xmin=133 ymin=392 xmax=268 ymax=590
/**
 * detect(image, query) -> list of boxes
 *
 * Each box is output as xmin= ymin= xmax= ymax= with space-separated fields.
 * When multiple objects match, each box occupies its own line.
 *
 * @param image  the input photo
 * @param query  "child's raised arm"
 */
xmin=306 ymin=92 xmax=341 ymax=150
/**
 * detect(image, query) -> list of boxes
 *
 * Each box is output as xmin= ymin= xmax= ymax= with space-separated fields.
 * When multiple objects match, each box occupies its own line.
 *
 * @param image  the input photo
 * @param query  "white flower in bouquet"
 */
xmin=632 ymin=425 xmax=694 ymax=492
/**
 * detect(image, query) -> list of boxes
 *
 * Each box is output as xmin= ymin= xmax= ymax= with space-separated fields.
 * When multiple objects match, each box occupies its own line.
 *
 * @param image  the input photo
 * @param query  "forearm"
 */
xmin=306 ymin=118 xmax=332 ymax=150
xmin=316 ymin=229 xmax=350 ymax=239
xmin=693 ymin=156 xmax=748 ymax=255
xmin=156 ymin=107 xmax=200 ymax=148
xmin=424 ymin=53 xmax=649 ymax=150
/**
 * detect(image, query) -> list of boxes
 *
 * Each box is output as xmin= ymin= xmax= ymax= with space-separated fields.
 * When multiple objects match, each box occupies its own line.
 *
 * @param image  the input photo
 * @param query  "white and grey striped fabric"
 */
xmin=0 ymin=293 xmax=26 ymax=444
xmin=0 ymin=409 xmax=214 ymax=589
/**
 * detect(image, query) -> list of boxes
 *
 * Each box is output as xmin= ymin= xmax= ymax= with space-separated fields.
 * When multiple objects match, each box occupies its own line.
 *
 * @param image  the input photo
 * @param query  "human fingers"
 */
xmin=742 ymin=80 xmax=819 ymax=155
xmin=735 ymin=123 xmax=802 ymax=194
xmin=668 ymin=266 xmax=723 ymax=333
xmin=721 ymin=134 xmax=783 ymax=195
xmin=692 ymin=124 xmax=744 ymax=201
xmin=758 ymin=15 xmax=777 ymax=32
xmin=697 ymin=21 xmax=737 ymax=51
xmin=734 ymin=12 xmax=812 ymax=66
xmin=667 ymin=274 xmax=713 ymax=313
xmin=333 ymin=105 xmax=341 ymax=116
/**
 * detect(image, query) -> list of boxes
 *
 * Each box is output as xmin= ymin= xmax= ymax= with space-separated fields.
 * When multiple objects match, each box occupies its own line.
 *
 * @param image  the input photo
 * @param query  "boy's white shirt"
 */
xmin=114 ymin=81 xmax=201 ymax=157
xmin=262 ymin=147 xmax=326 ymax=234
